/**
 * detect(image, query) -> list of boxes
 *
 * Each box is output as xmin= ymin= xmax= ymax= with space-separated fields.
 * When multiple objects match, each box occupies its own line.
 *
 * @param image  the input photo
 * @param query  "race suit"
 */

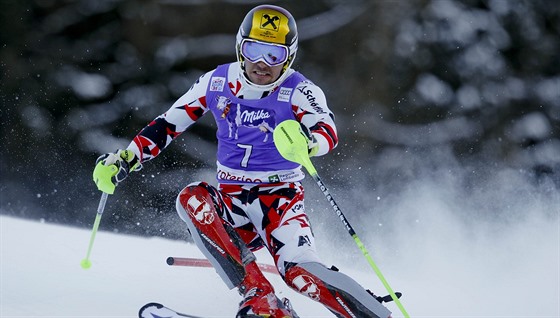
xmin=126 ymin=62 xmax=391 ymax=318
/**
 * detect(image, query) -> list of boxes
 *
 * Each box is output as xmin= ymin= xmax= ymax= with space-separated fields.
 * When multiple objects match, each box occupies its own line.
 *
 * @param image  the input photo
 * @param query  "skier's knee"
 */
xmin=284 ymin=262 xmax=392 ymax=318
xmin=176 ymin=181 xmax=214 ymax=224
xmin=283 ymin=262 xmax=324 ymax=301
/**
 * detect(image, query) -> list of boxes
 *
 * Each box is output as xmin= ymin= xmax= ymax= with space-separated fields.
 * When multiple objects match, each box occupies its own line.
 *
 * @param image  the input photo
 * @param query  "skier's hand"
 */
xmin=298 ymin=122 xmax=319 ymax=157
xmin=92 ymin=149 xmax=141 ymax=194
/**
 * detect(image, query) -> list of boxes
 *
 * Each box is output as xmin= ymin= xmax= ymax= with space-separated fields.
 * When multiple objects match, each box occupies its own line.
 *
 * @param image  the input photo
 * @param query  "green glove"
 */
xmin=92 ymin=149 xmax=141 ymax=194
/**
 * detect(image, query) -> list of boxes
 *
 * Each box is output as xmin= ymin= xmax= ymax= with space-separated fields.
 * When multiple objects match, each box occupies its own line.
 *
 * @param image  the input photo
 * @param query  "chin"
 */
xmin=249 ymin=77 xmax=272 ymax=85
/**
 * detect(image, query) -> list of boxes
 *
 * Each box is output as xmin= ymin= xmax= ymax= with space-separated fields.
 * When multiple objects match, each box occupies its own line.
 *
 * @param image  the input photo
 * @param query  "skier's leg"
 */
xmin=176 ymin=181 xmax=250 ymax=288
xmin=247 ymin=182 xmax=391 ymax=318
xmin=176 ymin=182 xmax=294 ymax=317
xmin=284 ymin=262 xmax=392 ymax=318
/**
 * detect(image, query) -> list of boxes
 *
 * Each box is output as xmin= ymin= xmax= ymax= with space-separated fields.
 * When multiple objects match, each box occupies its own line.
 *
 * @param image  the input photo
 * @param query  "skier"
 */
xmin=94 ymin=5 xmax=393 ymax=318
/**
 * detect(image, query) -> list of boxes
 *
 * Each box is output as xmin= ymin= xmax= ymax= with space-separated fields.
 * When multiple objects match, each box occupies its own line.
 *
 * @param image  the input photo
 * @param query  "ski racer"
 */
xmin=93 ymin=4 xmax=393 ymax=318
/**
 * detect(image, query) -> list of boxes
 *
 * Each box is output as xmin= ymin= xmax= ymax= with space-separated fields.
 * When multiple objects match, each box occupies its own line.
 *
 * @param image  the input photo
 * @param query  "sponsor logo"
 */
xmin=221 ymin=104 xmax=275 ymax=142
xmin=319 ymin=182 xmax=352 ymax=233
xmin=260 ymin=13 xmax=280 ymax=31
xmin=216 ymin=95 xmax=230 ymax=110
xmin=274 ymin=171 xmax=299 ymax=182
xmin=292 ymin=203 xmax=304 ymax=212
xmin=240 ymin=109 xmax=271 ymax=124
xmin=292 ymin=274 xmax=320 ymax=301
xmin=297 ymin=235 xmax=311 ymax=247
xmin=335 ymin=296 xmax=357 ymax=318
xmin=278 ymin=87 xmax=292 ymax=102
xmin=200 ymin=233 xmax=225 ymax=255
xmin=216 ymin=95 xmax=232 ymax=118
xmin=186 ymin=195 xmax=214 ymax=225
xmin=217 ymin=169 xmax=263 ymax=183
xmin=210 ymin=77 xmax=225 ymax=92
xmin=297 ymin=86 xmax=326 ymax=114
xmin=268 ymin=175 xmax=280 ymax=183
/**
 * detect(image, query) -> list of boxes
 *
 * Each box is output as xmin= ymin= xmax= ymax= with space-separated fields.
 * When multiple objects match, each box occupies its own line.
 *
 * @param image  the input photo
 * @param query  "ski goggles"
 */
xmin=240 ymin=39 xmax=289 ymax=66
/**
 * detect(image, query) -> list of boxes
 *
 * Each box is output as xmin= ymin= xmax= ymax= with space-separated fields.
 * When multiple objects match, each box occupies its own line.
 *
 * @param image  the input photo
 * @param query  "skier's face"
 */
xmin=244 ymin=61 xmax=283 ymax=86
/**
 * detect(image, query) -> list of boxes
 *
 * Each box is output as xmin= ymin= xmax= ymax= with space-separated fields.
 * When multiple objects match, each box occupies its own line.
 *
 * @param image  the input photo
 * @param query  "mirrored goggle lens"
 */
xmin=241 ymin=40 xmax=289 ymax=66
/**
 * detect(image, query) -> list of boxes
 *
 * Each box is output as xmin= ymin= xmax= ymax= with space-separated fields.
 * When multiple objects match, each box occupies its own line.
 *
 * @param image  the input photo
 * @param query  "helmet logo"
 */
xmin=248 ymin=9 xmax=289 ymax=44
xmin=261 ymin=14 xmax=280 ymax=30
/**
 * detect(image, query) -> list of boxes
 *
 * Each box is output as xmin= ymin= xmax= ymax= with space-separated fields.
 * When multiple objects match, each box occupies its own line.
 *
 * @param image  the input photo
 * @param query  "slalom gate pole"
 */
xmin=80 ymin=191 xmax=109 ymax=269
xmin=273 ymin=120 xmax=410 ymax=318
xmin=166 ymin=257 xmax=280 ymax=275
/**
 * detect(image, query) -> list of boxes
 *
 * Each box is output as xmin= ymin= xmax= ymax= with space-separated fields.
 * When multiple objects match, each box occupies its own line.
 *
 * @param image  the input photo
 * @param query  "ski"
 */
xmin=139 ymin=302 xmax=205 ymax=318
xmin=139 ymin=293 xmax=401 ymax=318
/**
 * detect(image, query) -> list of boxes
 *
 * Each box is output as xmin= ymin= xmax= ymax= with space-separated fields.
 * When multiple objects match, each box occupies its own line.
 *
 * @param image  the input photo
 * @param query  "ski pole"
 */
xmin=80 ymin=191 xmax=109 ymax=269
xmin=273 ymin=120 xmax=410 ymax=318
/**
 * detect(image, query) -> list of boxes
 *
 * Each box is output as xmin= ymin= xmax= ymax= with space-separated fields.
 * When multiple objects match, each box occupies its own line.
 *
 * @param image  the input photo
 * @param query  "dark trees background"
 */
xmin=1 ymin=0 xmax=559 ymax=239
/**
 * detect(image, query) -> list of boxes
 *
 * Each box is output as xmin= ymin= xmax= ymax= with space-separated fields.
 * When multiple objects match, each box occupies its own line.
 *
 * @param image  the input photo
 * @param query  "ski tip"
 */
xmin=139 ymin=302 xmax=164 ymax=318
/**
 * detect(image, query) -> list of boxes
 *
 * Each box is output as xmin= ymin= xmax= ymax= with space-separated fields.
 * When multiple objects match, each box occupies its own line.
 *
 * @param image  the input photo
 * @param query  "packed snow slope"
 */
xmin=1 ymin=199 xmax=559 ymax=318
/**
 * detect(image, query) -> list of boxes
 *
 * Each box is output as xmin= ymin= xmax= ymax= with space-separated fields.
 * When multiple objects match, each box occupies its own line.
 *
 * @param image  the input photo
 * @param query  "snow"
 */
xmin=1 ymin=215 xmax=331 ymax=317
xmin=1 ymin=189 xmax=559 ymax=317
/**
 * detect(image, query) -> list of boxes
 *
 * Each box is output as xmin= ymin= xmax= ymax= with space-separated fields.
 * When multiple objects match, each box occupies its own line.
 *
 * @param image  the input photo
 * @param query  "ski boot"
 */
xmin=236 ymin=263 xmax=297 ymax=318
xmin=236 ymin=287 xmax=297 ymax=318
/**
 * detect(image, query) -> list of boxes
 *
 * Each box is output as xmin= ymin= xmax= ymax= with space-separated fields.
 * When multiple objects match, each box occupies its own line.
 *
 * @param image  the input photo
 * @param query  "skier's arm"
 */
xmin=291 ymin=81 xmax=338 ymax=157
xmin=127 ymin=72 xmax=212 ymax=163
xmin=93 ymin=72 xmax=212 ymax=192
